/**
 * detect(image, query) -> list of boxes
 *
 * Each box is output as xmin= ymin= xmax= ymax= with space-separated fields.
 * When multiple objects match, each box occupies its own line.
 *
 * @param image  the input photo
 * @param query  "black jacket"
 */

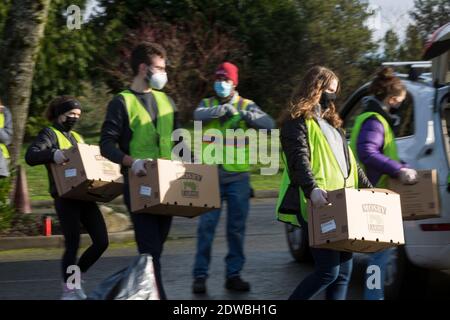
xmin=278 ymin=116 xmax=372 ymax=216
xmin=25 ymin=123 xmax=79 ymax=198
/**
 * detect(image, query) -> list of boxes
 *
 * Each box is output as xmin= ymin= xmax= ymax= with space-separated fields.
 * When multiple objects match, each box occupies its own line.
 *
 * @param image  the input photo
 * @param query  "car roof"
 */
xmin=396 ymin=73 xmax=434 ymax=86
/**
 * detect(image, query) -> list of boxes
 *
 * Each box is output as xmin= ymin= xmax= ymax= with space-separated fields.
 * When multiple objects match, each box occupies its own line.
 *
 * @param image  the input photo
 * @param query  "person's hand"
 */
xmin=223 ymin=103 xmax=238 ymax=117
xmin=53 ymin=149 xmax=68 ymax=165
xmin=239 ymin=109 xmax=248 ymax=119
xmin=131 ymin=159 xmax=148 ymax=176
xmin=122 ymin=154 xmax=134 ymax=168
xmin=399 ymin=168 xmax=418 ymax=185
xmin=310 ymin=188 xmax=329 ymax=208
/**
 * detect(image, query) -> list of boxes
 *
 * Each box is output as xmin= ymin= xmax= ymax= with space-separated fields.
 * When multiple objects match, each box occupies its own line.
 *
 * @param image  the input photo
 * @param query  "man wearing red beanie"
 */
xmin=192 ymin=62 xmax=275 ymax=294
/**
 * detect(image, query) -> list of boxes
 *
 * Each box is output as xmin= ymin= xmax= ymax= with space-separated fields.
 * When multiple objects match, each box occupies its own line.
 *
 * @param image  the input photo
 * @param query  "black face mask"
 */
xmin=62 ymin=116 xmax=78 ymax=131
xmin=319 ymin=92 xmax=337 ymax=110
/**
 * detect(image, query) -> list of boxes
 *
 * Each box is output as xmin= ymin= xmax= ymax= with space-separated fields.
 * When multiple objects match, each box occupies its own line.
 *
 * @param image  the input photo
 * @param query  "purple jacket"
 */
xmin=356 ymin=116 xmax=407 ymax=186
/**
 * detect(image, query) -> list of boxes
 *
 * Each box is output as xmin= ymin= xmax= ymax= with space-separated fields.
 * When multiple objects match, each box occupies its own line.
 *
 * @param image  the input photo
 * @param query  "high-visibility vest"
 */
xmin=276 ymin=118 xmax=359 ymax=225
xmin=447 ymin=173 xmax=450 ymax=191
xmin=120 ymin=90 xmax=174 ymax=159
xmin=0 ymin=113 xmax=10 ymax=158
xmin=349 ymin=112 xmax=399 ymax=188
xmin=201 ymin=96 xmax=252 ymax=172
xmin=49 ymin=126 xmax=84 ymax=149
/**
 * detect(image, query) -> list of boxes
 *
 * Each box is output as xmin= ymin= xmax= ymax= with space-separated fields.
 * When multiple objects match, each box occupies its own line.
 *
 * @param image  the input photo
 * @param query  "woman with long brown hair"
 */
xmin=276 ymin=66 xmax=372 ymax=299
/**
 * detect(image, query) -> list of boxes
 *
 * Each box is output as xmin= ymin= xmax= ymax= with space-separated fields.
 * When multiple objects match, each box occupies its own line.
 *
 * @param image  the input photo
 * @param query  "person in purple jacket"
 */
xmin=350 ymin=67 xmax=418 ymax=300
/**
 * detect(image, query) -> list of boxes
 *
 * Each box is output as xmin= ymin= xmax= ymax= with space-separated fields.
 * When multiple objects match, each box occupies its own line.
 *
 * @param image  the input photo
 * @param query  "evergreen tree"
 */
xmin=384 ymin=29 xmax=400 ymax=61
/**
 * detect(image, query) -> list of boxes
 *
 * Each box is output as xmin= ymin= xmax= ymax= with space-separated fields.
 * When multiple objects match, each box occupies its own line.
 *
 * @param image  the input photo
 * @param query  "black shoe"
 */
xmin=193 ymin=278 xmax=206 ymax=294
xmin=225 ymin=276 xmax=250 ymax=292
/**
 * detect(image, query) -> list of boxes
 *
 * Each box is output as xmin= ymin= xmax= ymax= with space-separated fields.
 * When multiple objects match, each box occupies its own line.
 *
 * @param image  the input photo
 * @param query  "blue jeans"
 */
xmin=363 ymin=248 xmax=394 ymax=300
xmin=193 ymin=175 xmax=250 ymax=279
xmin=289 ymin=247 xmax=354 ymax=300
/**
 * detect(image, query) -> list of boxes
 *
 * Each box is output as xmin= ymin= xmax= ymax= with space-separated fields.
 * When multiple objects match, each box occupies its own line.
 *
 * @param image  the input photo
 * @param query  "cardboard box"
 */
xmin=308 ymin=188 xmax=405 ymax=253
xmin=129 ymin=159 xmax=221 ymax=217
xmin=387 ymin=169 xmax=441 ymax=220
xmin=50 ymin=143 xmax=123 ymax=202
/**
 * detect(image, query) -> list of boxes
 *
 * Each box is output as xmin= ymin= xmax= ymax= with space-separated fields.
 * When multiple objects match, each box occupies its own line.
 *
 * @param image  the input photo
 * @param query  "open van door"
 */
xmin=424 ymin=23 xmax=450 ymax=192
xmin=423 ymin=22 xmax=450 ymax=85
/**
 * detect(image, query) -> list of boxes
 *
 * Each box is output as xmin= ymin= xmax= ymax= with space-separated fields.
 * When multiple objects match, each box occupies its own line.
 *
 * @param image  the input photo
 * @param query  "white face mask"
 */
xmin=147 ymin=72 xmax=168 ymax=90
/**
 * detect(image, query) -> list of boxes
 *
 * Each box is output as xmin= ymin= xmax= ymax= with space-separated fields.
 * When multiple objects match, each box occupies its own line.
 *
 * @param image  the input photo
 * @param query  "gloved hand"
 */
xmin=53 ymin=149 xmax=68 ymax=165
xmin=239 ymin=109 xmax=249 ymax=119
xmin=131 ymin=159 xmax=148 ymax=177
xmin=223 ymin=103 xmax=238 ymax=117
xmin=399 ymin=168 xmax=418 ymax=185
xmin=310 ymin=188 xmax=329 ymax=208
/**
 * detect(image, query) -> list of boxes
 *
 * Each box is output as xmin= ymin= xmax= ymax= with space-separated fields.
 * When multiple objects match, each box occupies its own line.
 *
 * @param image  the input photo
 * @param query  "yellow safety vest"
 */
xmin=349 ymin=112 xmax=399 ymax=188
xmin=0 ymin=113 xmax=10 ymax=158
xmin=49 ymin=126 xmax=84 ymax=149
xmin=200 ymin=96 xmax=252 ymax=172
xmin=120 ymin=90 xmax=174 ymax=159
xmin=276 ymin=118 xmax=359 ymax=225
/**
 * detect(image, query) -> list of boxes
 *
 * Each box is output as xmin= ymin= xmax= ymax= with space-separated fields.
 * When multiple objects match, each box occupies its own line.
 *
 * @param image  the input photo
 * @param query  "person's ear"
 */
xmin=57 ymin=114 xmax=66 ymax=123
xmin=139 ymin=63 xmax=149 ymax=77
xmin=388 ymin=96 xmax=396 ymax=106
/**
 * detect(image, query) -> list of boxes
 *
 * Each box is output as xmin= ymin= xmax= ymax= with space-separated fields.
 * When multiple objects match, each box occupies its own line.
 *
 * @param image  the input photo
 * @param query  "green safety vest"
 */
xmin=276 ymin=118 xmax=359 ymax=226
xmin=120 ymin=89 xmax=174 ymax=159
xmin=0 ymin=113 xmax=10 ymax=158
xmin=349 ymin=112 xmax=399 ymax=188
xmin=49 ymin=126 xmax=84 ymax=149
xmin=201 ymin=96 xmax=252 ymax=172
xmin=448 ymin=173 xmax=450 ymax=191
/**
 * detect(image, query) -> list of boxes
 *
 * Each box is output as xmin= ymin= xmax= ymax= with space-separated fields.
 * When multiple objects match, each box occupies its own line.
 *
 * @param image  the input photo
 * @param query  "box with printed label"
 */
xmin=308 ymin=188 xmax=405 ymax=253
xmin=50 ymin=143 xmax=123 ymax=202
xmin=387 ymin=169 xmax=440 ymax=220
xmin=128 ymin=159 xmax=221 ymax=217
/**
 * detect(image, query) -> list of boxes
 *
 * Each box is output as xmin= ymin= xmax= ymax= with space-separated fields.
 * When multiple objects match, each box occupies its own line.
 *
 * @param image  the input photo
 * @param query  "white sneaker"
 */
xmin=61 ymin=282 xmax=87 ymax=300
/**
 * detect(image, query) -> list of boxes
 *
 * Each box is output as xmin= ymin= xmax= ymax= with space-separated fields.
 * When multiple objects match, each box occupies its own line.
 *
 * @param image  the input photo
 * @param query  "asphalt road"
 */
xmin=0 ymin=199 xmax=449 ymax=300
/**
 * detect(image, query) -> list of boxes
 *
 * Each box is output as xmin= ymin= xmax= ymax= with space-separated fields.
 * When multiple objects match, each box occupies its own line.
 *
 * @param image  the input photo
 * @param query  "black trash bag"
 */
xmin=88 ymin=254 xmax=160 ymax=300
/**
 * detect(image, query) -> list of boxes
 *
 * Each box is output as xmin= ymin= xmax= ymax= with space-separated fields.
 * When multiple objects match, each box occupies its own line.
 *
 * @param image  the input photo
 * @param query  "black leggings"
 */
xmin=55 ymin=197 xmax=109 ymax=282
xmin=123 ymin=178 xmax=172 ymax=300
xmin=130 ymin=213 xmax=172 ymax=299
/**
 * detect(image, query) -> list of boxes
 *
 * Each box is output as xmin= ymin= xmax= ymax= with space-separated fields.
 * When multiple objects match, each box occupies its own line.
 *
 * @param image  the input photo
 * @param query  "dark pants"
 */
xmin=55 ymin=197 xmax=109 ymax=282
xmin=289 ymin=212 xmax=353 ymax=300
xmin=124 ymin=182 xmax=172 ymax=300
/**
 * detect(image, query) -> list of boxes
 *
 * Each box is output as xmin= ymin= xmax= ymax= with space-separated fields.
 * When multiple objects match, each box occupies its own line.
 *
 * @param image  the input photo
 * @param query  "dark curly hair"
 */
xmin=130 ymin=42 xmax=167 ymax=76
xmin=44 ymin=96 xmax=78 ymax=122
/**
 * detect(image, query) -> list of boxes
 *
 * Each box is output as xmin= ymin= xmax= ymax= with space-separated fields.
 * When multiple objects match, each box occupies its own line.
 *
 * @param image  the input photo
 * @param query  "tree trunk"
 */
xmin=0 ymin=0 xmax=51 ymax=167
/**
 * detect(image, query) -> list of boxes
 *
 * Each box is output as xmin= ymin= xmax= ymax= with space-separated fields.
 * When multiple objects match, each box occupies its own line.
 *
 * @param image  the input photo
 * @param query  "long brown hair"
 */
xmin=281 ymin=66 xmax=342 ymax=128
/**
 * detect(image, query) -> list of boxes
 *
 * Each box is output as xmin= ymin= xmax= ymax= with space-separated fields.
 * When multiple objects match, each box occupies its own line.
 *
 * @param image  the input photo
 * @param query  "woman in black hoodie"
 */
xmin=25 ymin=96 xmax=108 ymax=300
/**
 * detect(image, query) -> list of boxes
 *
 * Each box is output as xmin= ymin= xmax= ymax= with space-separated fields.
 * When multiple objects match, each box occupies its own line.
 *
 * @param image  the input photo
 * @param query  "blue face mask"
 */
xmin=214 ymin=81 xmax=233 ymax=98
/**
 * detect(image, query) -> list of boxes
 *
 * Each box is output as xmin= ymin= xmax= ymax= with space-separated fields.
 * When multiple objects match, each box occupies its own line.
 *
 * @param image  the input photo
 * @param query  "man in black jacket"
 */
xmin=100 ymin=42 xmax=181 ymax=299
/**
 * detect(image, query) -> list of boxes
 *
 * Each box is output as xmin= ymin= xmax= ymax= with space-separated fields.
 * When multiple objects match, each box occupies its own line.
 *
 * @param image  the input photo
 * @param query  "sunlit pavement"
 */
xmin=0 ymin=199 xmax=449 ymax=300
